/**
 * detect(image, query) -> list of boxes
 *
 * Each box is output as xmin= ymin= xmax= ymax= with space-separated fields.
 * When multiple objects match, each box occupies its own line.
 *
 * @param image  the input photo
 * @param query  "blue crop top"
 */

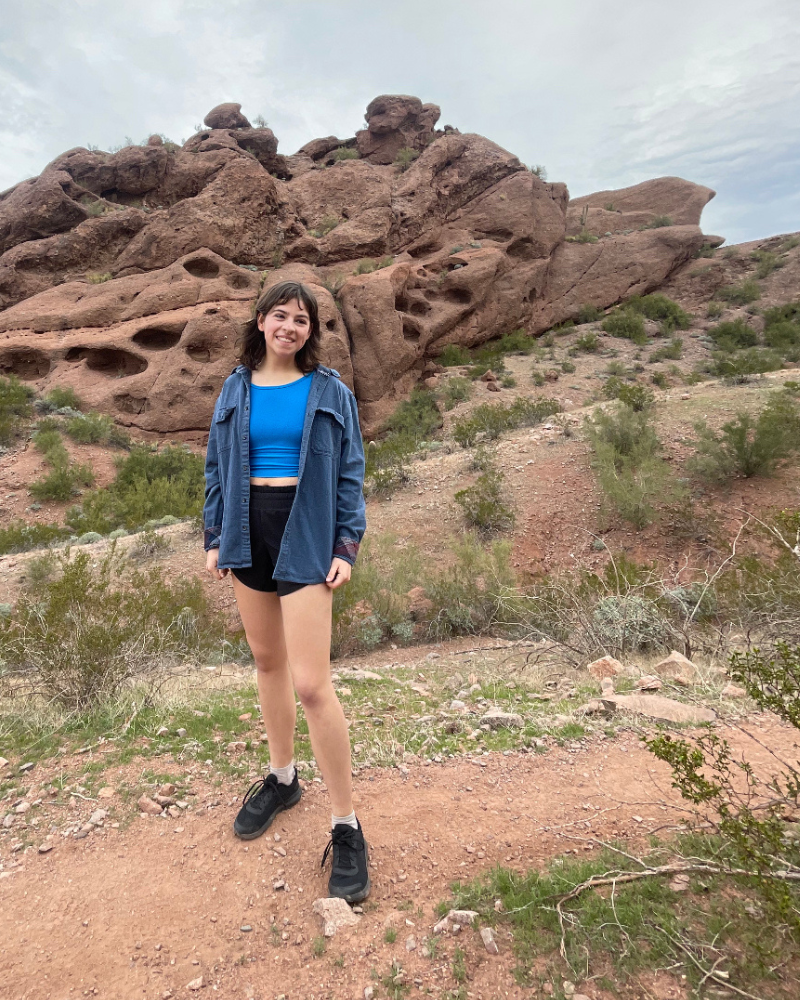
xmin=249 ymin=374 xmax=314 ymax=477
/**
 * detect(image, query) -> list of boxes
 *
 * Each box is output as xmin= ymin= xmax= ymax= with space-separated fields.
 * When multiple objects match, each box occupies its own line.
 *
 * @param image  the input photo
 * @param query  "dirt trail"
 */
xmin=1 ymin=715 xmax=795 ymax=1000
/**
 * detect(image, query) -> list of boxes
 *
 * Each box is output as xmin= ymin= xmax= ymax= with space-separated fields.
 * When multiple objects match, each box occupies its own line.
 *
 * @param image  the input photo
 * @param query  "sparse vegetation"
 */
xmin=394 ymin=147 xmax=419 ymax=172
xmin=455 ymin=456 xmax=515 ymax=533
xmin=310 ymin=214 xmax=340 ymax=238
xmin=353 ymin=255 xmax=393 ymax=275
xmin=86 ymin=272 xmax=113 ymax=284
xmin=601 ymin=379 xmax=654 ymax=411
xmin=601 ymin=309 xmax=647 ymax=345
xmin=452 ymin=398 xmax=561 ymax=447
xmin=713 ymin=347 xmax=783 ymax=382
xmin=332 ymin=147 xmax=359 ymax=161
xmin=440 ymin=376 xmax=472 ymax=410
xmin=573 ymin=331 xmax=599 ymax=353
xmin=641 ymin=215 xmax=673 ymax=228
xmin=625 ymin=293 xmax=691 ymax=332
xmin=0 ymin=375 xmax=34 ymax=445
xmin=688 ymin=389 xmax=800 ymax=481
xmin=649 ymin=337 xmax=683 ymax=362
xmin=576 ymin=304 xmax=603 ymax=324
xmin=716 ymin=278 xmax=761 ymax=306
xmin=751 ymin=249 xmax=786 ymax=279
xmin=706 ymin=301 xmax=724 ymax=319
xmin=44 ymin=386 xmax=83 ymax=411
xmin=437 ymin=344 xmax=471 ymax=366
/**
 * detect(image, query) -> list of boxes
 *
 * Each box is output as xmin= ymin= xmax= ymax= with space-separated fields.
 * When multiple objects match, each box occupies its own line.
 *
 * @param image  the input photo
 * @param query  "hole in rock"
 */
xmin=226 ymin=271 xmax=252 ymax=290
xmin=402 ymin=318 xmax=422 ymax=343
xmin=186 ymin=340 xmax=223 ymax=364
xmin=113 ymin=393 xmax=151 ymax=415
xmin=407 ymin=240 xmax=441 ymax=259
xmin=507 ymin=237 xmax=538 ymax=261
xmin=409 ymin=300 xmax=431 ymax=317
xmin=65 ymin=347 xmax=147 ymax=377
xmin=183 ymin=257 xmax=220 ymax=279
xmin=0 ymin=348 xmax=50 ymax=380
xmin=443 ymin=287 xmax=472 ymax=306
xmin=199 ymin=384 xmax=215 ymax=394
xmin=132 ymin=325 xmax=185 ymax=351
xmin=395 ymin=294 xmax=409 ymax=313
xmin=325 ymin=318 xmax=337 ymax=331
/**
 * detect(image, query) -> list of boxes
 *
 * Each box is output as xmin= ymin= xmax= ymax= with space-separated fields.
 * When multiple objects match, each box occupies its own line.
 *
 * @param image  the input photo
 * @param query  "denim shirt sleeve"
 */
xmin=203 ymin=401 xmax=224 ymax=551
xmin=332 ymin=389 xmax=367 ymax=566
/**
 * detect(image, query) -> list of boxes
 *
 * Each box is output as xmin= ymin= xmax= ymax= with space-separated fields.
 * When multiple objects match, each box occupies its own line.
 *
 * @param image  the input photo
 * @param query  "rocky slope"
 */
xmin=0 ymin=95 xmax=716 ymax=435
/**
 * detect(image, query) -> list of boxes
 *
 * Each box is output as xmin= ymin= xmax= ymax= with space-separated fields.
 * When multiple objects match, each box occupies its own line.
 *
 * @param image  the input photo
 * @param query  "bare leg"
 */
xmin=231 ymin=577 xmax=296 ymax=768
xmin=280 ymin=583 xmax=353 ymax=817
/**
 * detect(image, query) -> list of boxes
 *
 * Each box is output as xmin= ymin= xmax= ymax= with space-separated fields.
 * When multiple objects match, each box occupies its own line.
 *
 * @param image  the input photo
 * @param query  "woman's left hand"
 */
xmin=325 ymin=557 xmax=352 ymax=589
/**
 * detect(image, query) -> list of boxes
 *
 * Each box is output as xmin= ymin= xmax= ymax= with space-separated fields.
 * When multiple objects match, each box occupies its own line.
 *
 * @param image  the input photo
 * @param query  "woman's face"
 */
xmin=257 ymin=298 xmax=312 ymax=360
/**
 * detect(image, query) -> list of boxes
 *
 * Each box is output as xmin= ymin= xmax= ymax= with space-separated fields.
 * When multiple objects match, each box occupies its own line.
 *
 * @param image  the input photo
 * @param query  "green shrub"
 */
xmin=601 ymin=379 xmax=654 ymax=411
xmin=574 ymin=331 xmax=599 ymax=353
xmin=714 ymin=348 xmax=783 ymax=382
xmin=31 ymin=459 xmax=95 ymax=502
xmin=688 ymin=390 xmax=800 ymax=481
xmin=601 ymin=309 xmax=647 ymax=345
xmin=310 ymin=214 xmax=340 ymax=238
xmin=440 ymin=376 xmax=472 ymax=410
xmin=500 ymin=373 xmax=517 ymax=388
xmin=762 ymin=302 xmax=800 ymax=358
xmin=33 ymin=427 xmax=64 ymax=454
xmin=86 ymin=271 xmax=112 ymax=283
xmin=494 ymin=328 xmax=535 ymax=354
xmin=585 ymin=405 xmax=681 ymax=528
xmin=707 ymin=318 xmax=758 ymax=351
xmin=0 ymin=547 xmax=219 ymax=708
xmin=45 ymin=386 xmax=83 ymax=410
xmin=706 ymin=301 xmax=724 ymax=319
xmin=627 ymin=294 xmax=691 ymax=330
xmin=576 ymin=304 xmax=602 ymax=324
xmin=455 ymin=468 xmax=515 ymax=533
xmin=717 ymin=279 xmax=761 ymax=306
xmin=560 ymin=360 xmax=576 ymax=374
xmin=353 ymin=255 xmax=394 ymax=275
xmin=65 ymin=412 xmax=112 ymax=444
xmin=332 ymin=147 xmax=359 ymax=161
xmin=66 ymin=444 xmax=204 ymax=534
xmin=650 ymin=371 xmax=669 ymax=389
xmin=383 ymin=387 xmax=441 ymax=443
xmin=649 ymin=337 xmax=683 ymax=362
xmin=437 ymin=344 xmax=471 ymax=366
xmin=0 ymin=521 xmax=71 ymax=555
xmin=452 ymin=398 xmax=561 ymax=447
xmin=750 ymin=249 xmax=786 ymax=279
xmin=642 ymin=215 xmax=673 ymax=228
xmin=0 ymin=375 xmax=34 ymax=445
xmin=571 ymin=231 xmax=598 ymax=243
xmin=394 ymin=147 xmax=419 ymax=171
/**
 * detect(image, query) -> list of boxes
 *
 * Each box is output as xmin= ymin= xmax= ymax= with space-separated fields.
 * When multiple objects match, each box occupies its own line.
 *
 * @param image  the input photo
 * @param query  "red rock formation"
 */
xmin=0 ymin=96 xmax=717 ymax=437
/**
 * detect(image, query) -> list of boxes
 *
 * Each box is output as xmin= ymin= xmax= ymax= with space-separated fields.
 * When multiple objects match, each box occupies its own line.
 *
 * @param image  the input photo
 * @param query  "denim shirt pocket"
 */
xmin=214 ymin=405 xmax=236 ymax=448
xmin=310 ymin=406 xmax=345 ymax=455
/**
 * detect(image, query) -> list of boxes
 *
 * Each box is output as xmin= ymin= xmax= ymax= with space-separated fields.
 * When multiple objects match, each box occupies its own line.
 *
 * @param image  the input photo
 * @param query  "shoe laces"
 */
xmin=242 ymin=775 xmax=276 ymax=808
xmin=321 ymin=824 xmax=359 ymax=872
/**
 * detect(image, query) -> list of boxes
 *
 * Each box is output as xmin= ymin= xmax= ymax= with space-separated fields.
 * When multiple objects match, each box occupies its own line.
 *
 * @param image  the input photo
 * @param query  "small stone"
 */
xmin=227 ymin=741 xmax=247 ymax=753
xmin=312 ymin=896 xmax=361 ymax=937
xmin=433 ymin=918 xmax=450 ymax=935
xmin=176 ymin=728 xmax=187 ymax=738
xmin=97 ymin=787 xmax=115 ymax=799
xmin=273 ymin=879 xmax=285 ymax=890
xmin=448 ymin=909 xmax=478 ymax=926
xmin=669 ymin=872 xmax=691 ymax=892
xmin=186 ymin=976 xmax=204 ymax=991
xmin=137 ymin=795 xmax=163 ymax=816
xmin=494 ymin=899 xmax=504 ymax=912
xmin=543 ymin=985 xmax=554 ymax=997
xmin=602 ymin=693 xmax=715 ymax=724
xmin=636 ymin=675 xmax=662 ymax=692
xmin=480 ymin=926 xmax=499 ymax=954
xmin=722 ymin=683 xmax=747 ymax=699
xmin=587 ymin=655 xmax=624 ymax=680
xmin=449 ymin=700 xmax=467 ymax=712
xmin=158 ymin=783 xmax=177 ymax=796
xmin=600 ymin=677 xmax=615 ymax=696
xmin=579 ymin=699 xmax=605 ymax=715
xmin=653 ymin=650 xmax=698 ymax=682
xmin=274 ymin=845 xmax=286 ymax=857
xmin=19 ymin=762 xmax=35 ymax=773
xmin=479 ymin=709 xmax=523 ymax=730
xmin=156 ymin=726 xmax=169 ymax=737
xmin=38 ymin=842 xmax=53 ymax=853
xmin=168 ymin=806 xmax=182 ymax=818
xmin=14 ymin=801 xmax=30 ymax=815
xmin=2 ymin=814 xmax=14 ymax=829
xmin=240 ymin=924 xmax=252 ymax=932
xmin=364 ymin=988 xmax=375 ymax=1000
xmin=405 ymin=935 xmax=417 ymax=951
xmin=0 ymin=757 xmax=9 ymax=769
xmin=563 ymin=983 xmax=575 ymax=997
xmin=88 ymin=809 xmax=107 ymax=826
xmin=273 ymin=832 xmax=281 ymax=842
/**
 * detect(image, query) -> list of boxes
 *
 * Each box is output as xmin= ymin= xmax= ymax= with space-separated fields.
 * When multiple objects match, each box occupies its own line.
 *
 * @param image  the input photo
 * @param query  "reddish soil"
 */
xmin=2 ymin=715 xmax=795 ymax=1000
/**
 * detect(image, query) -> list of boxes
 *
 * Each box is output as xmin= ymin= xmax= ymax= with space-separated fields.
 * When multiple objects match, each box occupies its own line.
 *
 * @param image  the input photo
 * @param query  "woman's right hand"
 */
xmin=205 ymin=548 xmax=229 ymax=580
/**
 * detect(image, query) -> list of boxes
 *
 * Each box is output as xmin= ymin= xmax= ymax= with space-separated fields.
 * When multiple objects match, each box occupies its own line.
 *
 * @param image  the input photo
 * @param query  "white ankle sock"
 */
xmin=331 ymin=810 xmax=358 ymax=830
xmin=269 ymin=761 xmax=296 ymax=786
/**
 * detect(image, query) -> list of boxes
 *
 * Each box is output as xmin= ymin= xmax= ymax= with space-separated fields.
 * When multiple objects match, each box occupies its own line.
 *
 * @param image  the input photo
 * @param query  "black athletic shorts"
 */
xmin=230 ymin=484 xmax=307 ymax=597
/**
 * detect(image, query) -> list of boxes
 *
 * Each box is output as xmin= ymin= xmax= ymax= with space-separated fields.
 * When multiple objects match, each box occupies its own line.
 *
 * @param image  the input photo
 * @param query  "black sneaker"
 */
xmin=321 ymin=819 xmax=371 ymax=902
xmin=233 ymin=772 xmax=301 ymax=840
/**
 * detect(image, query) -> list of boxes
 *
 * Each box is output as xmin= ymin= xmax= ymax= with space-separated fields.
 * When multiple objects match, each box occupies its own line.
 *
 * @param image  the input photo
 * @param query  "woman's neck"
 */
xmin=252 ymin=354 xmax=303 ymax=385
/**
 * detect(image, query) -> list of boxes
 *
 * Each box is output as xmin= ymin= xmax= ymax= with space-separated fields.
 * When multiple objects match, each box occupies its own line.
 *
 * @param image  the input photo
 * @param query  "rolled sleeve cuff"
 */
xmin=333 ymin=536 xmax=360 ymax=565
xmin=204 ymin=526 xmax=222 ymax=550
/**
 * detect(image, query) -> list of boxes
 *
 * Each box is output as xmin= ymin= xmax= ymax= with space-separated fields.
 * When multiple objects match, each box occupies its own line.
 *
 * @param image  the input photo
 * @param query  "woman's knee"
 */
xmin=293 ymin=676 xmax=335 ymax=712
xmin=252 ymin=645 xmax=288 ymax=675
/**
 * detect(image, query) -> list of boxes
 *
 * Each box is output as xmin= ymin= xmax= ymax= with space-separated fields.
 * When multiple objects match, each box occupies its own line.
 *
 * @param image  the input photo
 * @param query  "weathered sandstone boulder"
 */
xmin=204 ymin=102 xmax=251 ymax=130
xmin=567 ymin=177 xmax=716 ymax=237
xmin=356 ymin=95 xmax=441 ymax=164
xmin=0 ymin=95 xmax=719 ymax=439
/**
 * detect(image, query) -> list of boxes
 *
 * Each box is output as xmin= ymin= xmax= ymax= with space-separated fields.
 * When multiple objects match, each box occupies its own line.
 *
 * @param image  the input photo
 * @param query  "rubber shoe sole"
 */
xmin=233 ymin=784 xmax=301 ymax=841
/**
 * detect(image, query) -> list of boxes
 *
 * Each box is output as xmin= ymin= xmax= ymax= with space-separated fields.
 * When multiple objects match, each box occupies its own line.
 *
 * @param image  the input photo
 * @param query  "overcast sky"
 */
xmin=1 ymin=0 xmax=798 ymax=244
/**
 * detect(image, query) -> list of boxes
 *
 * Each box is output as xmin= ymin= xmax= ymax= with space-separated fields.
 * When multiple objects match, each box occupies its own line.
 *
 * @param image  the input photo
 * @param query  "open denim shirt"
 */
xmin=203 ymin=364 xmax=366 ymax=584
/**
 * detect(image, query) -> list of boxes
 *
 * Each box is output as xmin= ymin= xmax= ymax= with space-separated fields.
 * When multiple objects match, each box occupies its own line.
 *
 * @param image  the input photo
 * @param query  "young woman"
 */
xmin=203 ymin=280 xmax=369 ymax=902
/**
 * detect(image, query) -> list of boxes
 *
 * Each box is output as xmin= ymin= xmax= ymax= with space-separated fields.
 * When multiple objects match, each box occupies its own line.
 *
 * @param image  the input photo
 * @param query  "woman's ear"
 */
xmin=256 ymin=312 xmax=264 ymax=332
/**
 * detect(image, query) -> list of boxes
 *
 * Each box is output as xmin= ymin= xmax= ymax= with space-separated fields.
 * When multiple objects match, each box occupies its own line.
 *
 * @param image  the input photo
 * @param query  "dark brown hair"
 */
xmin=238 ymin=280 xmax=321 ymax=373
